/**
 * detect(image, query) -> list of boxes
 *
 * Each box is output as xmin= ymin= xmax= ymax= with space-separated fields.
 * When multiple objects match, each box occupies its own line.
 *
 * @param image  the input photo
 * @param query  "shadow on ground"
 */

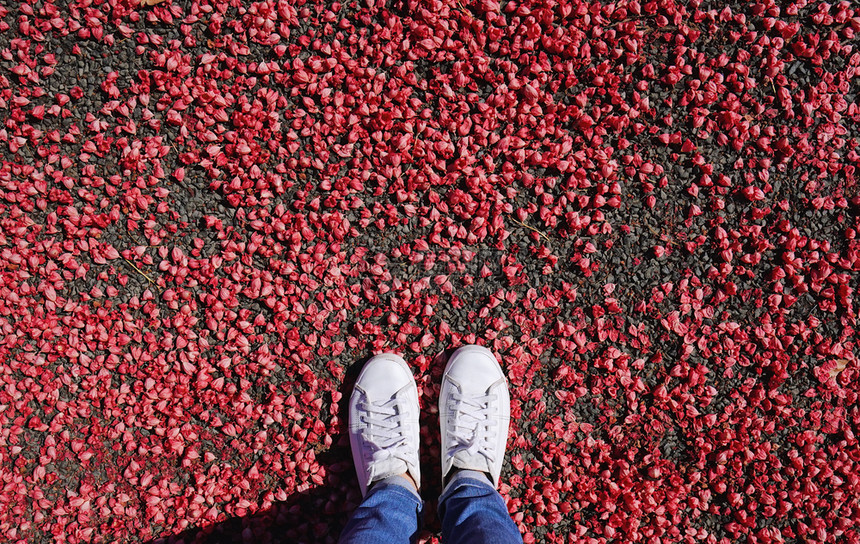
xmin=145 ymin=352 xmax=451 ymax=544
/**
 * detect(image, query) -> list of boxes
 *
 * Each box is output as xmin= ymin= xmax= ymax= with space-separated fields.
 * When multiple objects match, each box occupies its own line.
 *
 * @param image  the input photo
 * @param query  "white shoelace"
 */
xmin=358 ymin=397 xmax=412 ymax=465
xmin=446 ymin=391 xmax=498 ymax=463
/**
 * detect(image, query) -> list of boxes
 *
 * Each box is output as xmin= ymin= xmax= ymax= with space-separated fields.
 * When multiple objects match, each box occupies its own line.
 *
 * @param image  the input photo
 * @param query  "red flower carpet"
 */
xmin=0 ymin=0 xmax=858 ymax=542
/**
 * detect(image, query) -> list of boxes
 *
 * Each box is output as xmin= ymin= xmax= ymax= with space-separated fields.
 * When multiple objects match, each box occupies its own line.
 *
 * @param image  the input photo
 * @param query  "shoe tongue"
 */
xmin=453 ymin=451 xmax=492 ymax=475
xmin=370 ymin=456 xmax=408 ymax=482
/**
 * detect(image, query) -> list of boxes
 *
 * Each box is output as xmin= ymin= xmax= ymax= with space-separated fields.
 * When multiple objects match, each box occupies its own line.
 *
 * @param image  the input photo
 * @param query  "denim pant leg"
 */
xmin=438 ymin=470 xmax=523 ymax=544
xmin=338 ymin=476 xmax=424 ymax=544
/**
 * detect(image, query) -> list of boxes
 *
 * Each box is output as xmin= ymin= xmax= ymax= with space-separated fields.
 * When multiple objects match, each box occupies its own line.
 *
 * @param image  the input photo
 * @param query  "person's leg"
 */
xmin=438 ymin=469 xmax=522 ymax=544
xmin=437 ymin=345 xmax=523 ymax=544
xmin=339 ymin=475 xmax=423 ymax=544
xmin=339 ymin=353 xmax=423 ymax=543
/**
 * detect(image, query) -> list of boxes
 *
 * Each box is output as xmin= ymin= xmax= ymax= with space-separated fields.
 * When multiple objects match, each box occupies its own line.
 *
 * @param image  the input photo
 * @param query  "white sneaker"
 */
xmin=349 ymin=353 xmax=421 ymax=497
xmin=439 ymin=345 xmax=511 ymax=488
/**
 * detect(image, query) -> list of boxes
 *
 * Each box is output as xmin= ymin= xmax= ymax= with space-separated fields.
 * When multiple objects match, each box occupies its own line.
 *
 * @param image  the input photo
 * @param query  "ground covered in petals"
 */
xmin=1 ymin=0 xmax=859 ymax=542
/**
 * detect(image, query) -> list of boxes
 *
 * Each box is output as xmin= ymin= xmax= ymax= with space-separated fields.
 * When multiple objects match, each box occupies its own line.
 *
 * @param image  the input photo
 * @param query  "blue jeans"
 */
xmin=338 ymin=470 xmax=523 ymax=544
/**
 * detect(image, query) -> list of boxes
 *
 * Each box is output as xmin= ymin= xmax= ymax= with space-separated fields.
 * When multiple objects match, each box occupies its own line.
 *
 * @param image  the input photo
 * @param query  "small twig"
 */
xmin=511 ymin=218 xmax=551 ymax=244
xmin=123 ymin=258 xmax=156 ymax=284
xmin=608 ymin=17 xmax=634 ymax=27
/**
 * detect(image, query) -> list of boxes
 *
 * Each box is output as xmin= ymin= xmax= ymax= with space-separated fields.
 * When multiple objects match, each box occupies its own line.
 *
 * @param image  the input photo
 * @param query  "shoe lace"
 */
xmin=358 ymin=397 xmax=412 ymax=465
xmin=446 ymin=391 xmax=497 ymax=463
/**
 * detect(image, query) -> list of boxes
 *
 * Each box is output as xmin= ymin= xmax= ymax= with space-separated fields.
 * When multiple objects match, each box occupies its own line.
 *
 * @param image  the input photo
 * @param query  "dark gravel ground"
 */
xmin=0 ymin=0 xmax=859 ymax=543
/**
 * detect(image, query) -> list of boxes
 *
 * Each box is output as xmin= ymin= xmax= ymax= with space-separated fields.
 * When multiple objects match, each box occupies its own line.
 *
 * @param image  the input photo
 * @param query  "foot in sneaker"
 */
xmin=349 ymin=353 xmax=421 ymax=497
xmin=439 ymin=345 xmax=511 ymax=489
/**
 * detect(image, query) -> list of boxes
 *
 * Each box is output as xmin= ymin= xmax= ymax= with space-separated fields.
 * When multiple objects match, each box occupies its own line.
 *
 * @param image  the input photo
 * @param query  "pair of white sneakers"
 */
xmin=348 ymin=345 xmax=511 ymax=496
